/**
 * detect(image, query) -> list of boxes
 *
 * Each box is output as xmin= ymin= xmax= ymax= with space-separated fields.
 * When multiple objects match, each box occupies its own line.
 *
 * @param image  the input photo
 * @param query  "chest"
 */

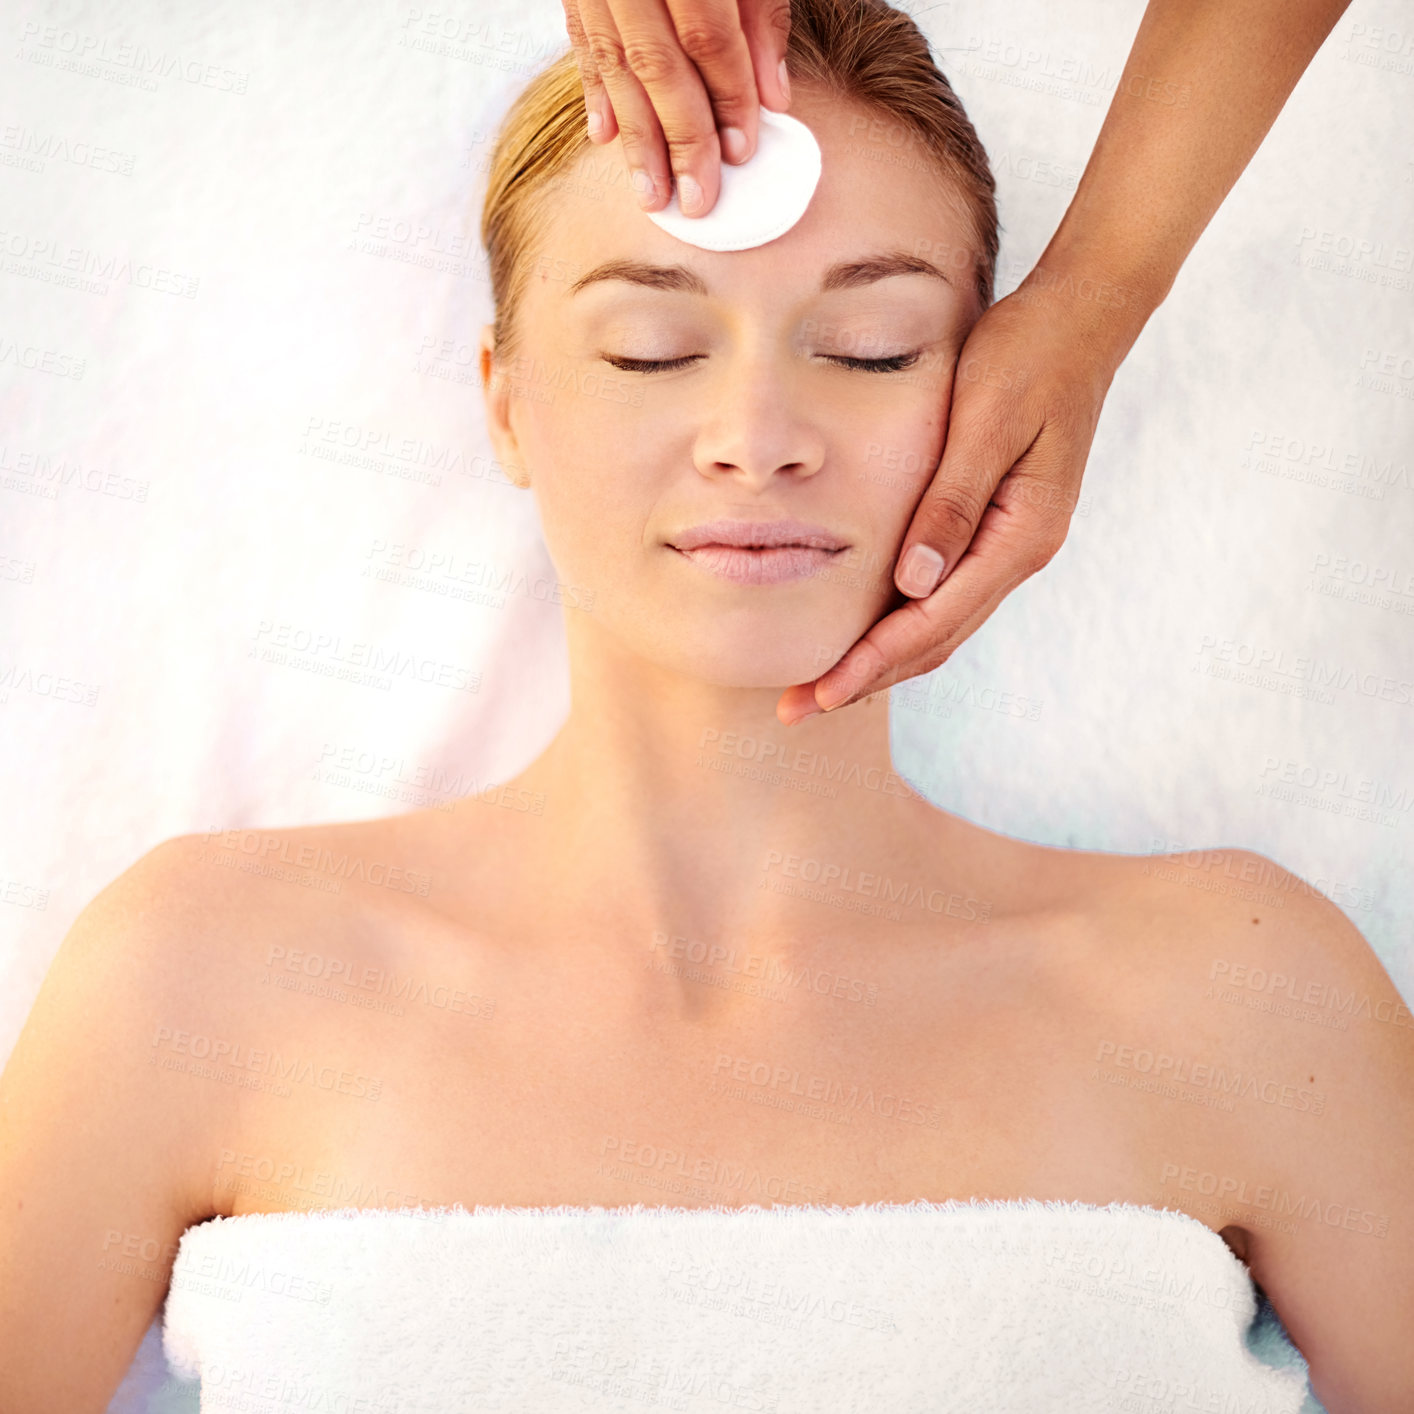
xmin=216 ymin=907 xmax=1187 ymax=1219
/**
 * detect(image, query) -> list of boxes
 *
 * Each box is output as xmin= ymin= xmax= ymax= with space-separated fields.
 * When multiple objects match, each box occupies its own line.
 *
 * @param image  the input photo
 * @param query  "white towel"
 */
xmin=160 ymin=1197 xmax=1316 ymax=1412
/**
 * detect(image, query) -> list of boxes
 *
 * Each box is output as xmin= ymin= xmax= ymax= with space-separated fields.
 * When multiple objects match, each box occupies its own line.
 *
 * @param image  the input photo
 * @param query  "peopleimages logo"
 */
xmin=698 ymin=728 xmax=915 ymax=798
xmin=711 ymin=1052 xmax=943 ymax=1130
xmin=1159 ymin=1163 xmax=1389 ymax=1238
xmin=150 ymin=1024 xmax=383 ymax=1102
xmin=1208 ymin=959 xmax=1412 ymax=1030
xmin=0 ymin=228 xmax=200 ymax=297
xmin=202 ymin=826 xmax=434 ymax=896
xmin=1195 ymin=634 xmax=1414 ymax=705
xmin=760 ymin=850 xmax=992 ymax=922
xmin=1093 ymin=1039 xmax=1326 ymax=1115
xmin=15 ymin=19 xmax=251 ymax=93
xmin=1257 ymin=755 xmax=1413 ymax=816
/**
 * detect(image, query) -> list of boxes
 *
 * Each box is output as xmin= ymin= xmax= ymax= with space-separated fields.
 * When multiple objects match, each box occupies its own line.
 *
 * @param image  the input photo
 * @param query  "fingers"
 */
xmin=576 ymin=0 xmax=680 ymax=209
xmin=775 ymin=681 xmax=819 ymax=726
xmin=776 ymin=597 xmax=951 ymax=728
xmin=893 ymin=376 xmax=1041 ymax=602
xmin=614 ymin=0 xmax=732 ymax=214
xmin=566 ymin=0 xmax=773 ymax=218
xmin=738 ymin=0 xmax=794 ymax=111
xmin=664 ymin=0 xmax=763 ymax=165
xmin=563 ymin=0 xmax=618 ymax=144
xmin=786 ymin=469 xmax=1074 ymax=722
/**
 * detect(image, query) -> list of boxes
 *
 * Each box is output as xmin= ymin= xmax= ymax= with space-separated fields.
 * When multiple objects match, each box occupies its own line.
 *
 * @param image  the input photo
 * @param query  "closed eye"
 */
xmin=824 ymin=352 xmax=921 ymax=372
xmin=602 ymin=351 xmax=923 ymax=374
xmin=601 ymin=354 xmax=704 ymax=373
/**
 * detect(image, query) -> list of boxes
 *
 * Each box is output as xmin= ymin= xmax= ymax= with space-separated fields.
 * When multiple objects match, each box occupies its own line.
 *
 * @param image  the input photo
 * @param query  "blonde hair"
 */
xmin=480 ymin=0 xmax=997 ymax=358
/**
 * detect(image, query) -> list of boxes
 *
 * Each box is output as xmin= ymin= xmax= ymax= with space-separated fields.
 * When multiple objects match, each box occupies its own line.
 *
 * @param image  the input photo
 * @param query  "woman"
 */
xmin=0 ymin=1 xmax=1409 ymax=1409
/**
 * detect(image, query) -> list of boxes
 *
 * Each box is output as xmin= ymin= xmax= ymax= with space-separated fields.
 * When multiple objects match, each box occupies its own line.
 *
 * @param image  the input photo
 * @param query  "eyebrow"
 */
xmin=567 ymin=252 xmax=954 ymax=297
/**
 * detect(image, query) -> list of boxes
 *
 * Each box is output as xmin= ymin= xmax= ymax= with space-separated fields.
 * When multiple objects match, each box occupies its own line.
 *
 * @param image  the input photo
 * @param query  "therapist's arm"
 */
xmin=782 ymin=0 xmax=1356 ymax=722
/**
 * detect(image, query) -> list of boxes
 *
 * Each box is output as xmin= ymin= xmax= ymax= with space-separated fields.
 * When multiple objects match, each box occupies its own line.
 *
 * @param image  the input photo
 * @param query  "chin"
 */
xmin=644 ymin=614 xmax=867 ymax=691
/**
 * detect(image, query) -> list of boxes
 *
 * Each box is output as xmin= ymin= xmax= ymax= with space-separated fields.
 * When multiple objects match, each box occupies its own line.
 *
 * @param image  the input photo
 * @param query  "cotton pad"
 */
xmin=646 ymin=108 xmax=822 ymax=252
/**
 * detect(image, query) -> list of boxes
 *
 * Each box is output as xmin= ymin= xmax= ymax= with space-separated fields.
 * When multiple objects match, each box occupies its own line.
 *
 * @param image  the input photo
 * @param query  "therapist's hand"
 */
xmin=777 ymin=271 xmax=1127 ymax=726
xmin=561 ymin=0 xmax=792 ymax=217
xmin=771 ymin=0 xmax=1359 ymax=726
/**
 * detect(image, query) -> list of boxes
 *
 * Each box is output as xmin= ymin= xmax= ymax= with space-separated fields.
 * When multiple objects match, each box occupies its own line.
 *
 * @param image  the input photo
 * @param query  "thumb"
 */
xmin=894 ymin=392 xmax=1039 ymax=599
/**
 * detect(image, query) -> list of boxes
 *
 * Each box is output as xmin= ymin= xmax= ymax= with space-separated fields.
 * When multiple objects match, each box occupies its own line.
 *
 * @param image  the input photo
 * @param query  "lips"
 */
xmin=667 ymin=518 xmax=848 ymax=586
xmin=668 ymin=518 xmax=848 ymax=552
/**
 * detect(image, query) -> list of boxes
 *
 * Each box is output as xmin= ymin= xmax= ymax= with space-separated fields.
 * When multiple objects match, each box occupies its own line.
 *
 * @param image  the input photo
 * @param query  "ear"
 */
xmin=479 ymin=323 xmax=531 ymax=489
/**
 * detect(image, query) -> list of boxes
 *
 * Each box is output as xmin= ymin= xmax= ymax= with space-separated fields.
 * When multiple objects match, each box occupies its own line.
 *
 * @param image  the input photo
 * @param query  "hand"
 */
xmin=561 ymin=0 xmax=792 ymax=217
xmin=777 ymin=270 xmax=1132 ymax=725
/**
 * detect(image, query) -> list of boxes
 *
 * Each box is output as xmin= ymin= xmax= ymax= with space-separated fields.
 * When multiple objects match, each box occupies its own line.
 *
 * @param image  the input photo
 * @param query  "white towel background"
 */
xmin=0 ymin=0 xmax=1406 ymax=1407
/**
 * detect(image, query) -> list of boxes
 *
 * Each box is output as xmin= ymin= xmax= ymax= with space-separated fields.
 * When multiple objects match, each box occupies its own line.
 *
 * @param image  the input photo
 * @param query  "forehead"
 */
xmin=523 ymin=89 xmax=979 ymax=307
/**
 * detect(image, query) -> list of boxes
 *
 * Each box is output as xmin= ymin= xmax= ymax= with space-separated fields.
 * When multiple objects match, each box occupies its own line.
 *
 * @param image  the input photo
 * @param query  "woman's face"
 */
xmin=480 ymin=88 xmax=983 ymax=689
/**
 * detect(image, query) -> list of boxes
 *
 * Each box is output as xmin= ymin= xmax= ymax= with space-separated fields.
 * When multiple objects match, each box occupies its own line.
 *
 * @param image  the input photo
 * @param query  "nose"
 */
xmin=691 ymin=356 xmax=826 ymax=490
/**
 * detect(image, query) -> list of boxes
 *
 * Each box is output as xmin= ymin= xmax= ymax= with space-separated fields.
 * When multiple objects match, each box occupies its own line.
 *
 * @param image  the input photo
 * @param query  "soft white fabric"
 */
xmin=646 ymin=109 xmax=824 ymax=251
xmin=159 ymin=1198 xmax=1315 ymax=1413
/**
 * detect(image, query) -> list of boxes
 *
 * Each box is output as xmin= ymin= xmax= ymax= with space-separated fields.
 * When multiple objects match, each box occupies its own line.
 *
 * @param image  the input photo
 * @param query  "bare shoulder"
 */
xmin=4 ymin=803 xmax=524 ymax=1403
xmin=1049 ymin=842 xmax=1393 ymax=1014
xmin=1107 ymin=843 xmax=1408 ymax=1055
xmin=174 ymin=809 xmax=455 ymax=960
xmin=76 ymin=830 xmax=322 ymax=1165
xmin=126 ymin=827 xmax=357 ymax=1014
xmin=0 ymin=832 xmax=265 ymax=1407
xmin=1104 ymin=846 xmax=1414 ymax=1411
xmin=148 ymin=815 xmax=442 ymax=1026
xmin=89 ymin=819 xmax=427 ymax=1089
xmin=0 ymin=831 xmax=248 ymax=1203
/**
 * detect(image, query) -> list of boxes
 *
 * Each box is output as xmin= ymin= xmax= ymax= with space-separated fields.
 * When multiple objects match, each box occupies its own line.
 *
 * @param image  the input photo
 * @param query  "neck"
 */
xmin=511 ymin=622 xmax=930 ymax=954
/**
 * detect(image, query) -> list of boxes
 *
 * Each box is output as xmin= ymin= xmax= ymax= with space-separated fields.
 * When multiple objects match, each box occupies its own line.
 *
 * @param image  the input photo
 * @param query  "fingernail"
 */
xmin=586 ymin=109 xmax=604 ymax=139
xmin=777 ymin=59 xmax=791 ymax=103
xmin=720 ymin=126 xmax=748 ymax=164
xmin=676 ymin=174 xmax=704 ymax=215
xmin=814 ymin=682 xmax=853 ymax=712
xmin=791 ymin=703 xmax=823 ymax=724
xmin=631 ymin=168 xmax=657 ymax=207
xmin=897 ymin=544 xmax=945 ymax=597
